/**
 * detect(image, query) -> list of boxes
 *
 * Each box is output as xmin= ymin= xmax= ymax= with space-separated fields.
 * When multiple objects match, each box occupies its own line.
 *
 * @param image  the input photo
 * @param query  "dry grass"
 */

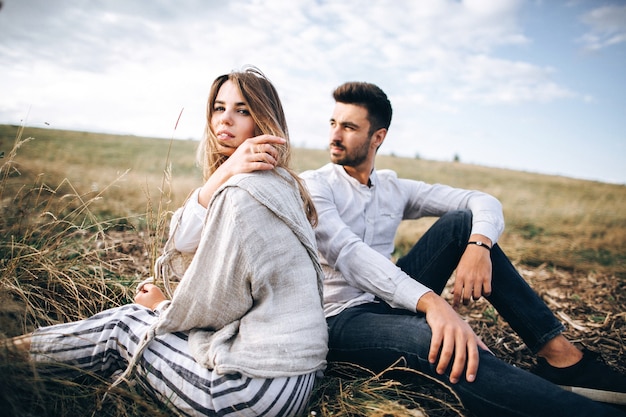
xmin=1 ymin=124 xmax=625 ymax=416
xmin=375 ymin=155 xmax=626 ymax=277
xmin=1 ymin=134 xmax=128 ymax=326
xmin=307 ymin=361 xmax=467 ymax=417
xmin=0 ymin=127 xmax=171 ymax=416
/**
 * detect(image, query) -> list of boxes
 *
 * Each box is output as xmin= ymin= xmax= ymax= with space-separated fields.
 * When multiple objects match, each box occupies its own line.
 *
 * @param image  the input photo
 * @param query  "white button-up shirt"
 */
xmin=301 ymin=163 xmax=505 ymax=317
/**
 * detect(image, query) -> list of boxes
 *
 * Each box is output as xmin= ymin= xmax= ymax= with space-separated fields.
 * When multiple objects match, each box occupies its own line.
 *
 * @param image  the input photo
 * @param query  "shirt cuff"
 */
xmin=391 ymin=275 xmax=433 ymax=312
xmin=188 ymin=188 xmax=208 ymax=220
xmin=154 ymin=300 xmax=171 ymax=314
xmin=471 ymin=222 xmax=501 ymax=245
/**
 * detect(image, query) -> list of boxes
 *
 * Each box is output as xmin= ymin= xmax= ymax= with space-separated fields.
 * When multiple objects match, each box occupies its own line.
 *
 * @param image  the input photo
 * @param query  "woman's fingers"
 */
xmin=248 ymin=136 xmax=285 ymax=163
xmin=229 ymin=136 xmax=285 ymax=169
xmin=135 ymin=277 xmax=154 ymax=294
xmin=250 ymin=143 xmax=278 ymax=165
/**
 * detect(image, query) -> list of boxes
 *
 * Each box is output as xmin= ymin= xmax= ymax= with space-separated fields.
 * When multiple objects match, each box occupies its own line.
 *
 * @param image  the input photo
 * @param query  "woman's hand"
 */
xmin=134 ymin=284 xmax=167 ymax=310
xmin=198 ymin=135 xmax=286 ymax=207
xmin=222 ymin=135 xmax=285 ymax=174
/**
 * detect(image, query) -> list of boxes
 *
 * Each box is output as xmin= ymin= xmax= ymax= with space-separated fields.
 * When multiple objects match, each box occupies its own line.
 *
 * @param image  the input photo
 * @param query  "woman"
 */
xmin=6 ymin=67 xmax=328 ymax=417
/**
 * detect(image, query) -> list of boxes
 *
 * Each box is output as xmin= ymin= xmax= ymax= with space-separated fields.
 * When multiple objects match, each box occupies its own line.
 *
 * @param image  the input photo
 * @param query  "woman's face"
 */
xmin=211 ymin=80 xmax=256 ymax=157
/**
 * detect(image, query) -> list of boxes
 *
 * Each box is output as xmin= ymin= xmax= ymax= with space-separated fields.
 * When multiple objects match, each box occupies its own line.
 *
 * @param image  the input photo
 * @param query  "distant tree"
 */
xmin=453 ymin=153 xmax=460 ymax=163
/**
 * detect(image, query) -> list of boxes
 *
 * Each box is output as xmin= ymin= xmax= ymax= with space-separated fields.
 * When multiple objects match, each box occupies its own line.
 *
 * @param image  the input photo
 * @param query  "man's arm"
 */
xmin=304 ymin=171 xmax=492 ymax=383
xmin=398 ymin=178 xmax=503 ymax=308
xmin=305 ymin=173 xmax=432 ymax=312
xmin=313 ymin=185 xmax=487 ymax=384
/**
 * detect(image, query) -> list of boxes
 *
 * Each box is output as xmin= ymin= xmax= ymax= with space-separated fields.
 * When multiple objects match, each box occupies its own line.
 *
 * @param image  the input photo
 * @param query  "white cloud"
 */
xmin=0 ymin=0 xmax=557 ymax=107
xmin=447 ymin=55 xmax=576 ymax=103
xmin=578 ymin=4 xmax=626 ymax=50
xmin=2 ymin=0 xmax=623 ymax=182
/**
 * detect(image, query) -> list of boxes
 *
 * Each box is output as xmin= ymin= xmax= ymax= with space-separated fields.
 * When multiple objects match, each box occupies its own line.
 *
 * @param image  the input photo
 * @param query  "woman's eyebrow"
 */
xmin=214 ymin=100 xmax=248 ymax=106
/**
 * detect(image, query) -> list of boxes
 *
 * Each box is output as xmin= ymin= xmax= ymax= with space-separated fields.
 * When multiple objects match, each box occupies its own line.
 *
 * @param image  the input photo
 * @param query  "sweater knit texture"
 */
xmin=156 ymin=168 xmax=328 ymax=378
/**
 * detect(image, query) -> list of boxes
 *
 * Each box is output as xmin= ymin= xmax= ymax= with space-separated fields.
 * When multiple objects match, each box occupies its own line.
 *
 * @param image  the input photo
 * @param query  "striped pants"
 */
xmin=30 ymin=304 xmax=317 ymax=417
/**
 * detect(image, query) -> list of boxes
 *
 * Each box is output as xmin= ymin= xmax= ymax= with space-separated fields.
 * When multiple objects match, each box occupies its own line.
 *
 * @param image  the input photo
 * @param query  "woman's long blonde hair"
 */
xmin=196 ymin=66 xmax=317 ymax=225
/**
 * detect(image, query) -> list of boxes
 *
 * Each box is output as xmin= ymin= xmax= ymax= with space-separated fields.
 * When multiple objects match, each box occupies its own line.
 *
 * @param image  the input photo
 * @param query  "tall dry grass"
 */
xmin=373 ymin=155 xmax=626 ymax=277
xmin=4 ymin=124 xmax=624 ymax=278
xmin=1 ymin=124 xmax=624 ymax=416
xmin=0 ymin=126 xmax=173 ymax=416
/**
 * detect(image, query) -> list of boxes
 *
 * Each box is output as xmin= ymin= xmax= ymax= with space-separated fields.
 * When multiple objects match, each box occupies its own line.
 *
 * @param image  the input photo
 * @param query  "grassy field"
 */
xmin=1 ymin=124 xmax=625 ymax=416
xmin=3 ymin=124 xmax=623 ymax=276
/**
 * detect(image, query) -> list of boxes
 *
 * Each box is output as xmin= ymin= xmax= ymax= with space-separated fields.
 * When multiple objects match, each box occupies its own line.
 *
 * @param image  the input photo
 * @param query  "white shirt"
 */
xmin=169 ymin=187 xmax=205 ymax=253
xmin=301 ymin=163 xmax=505 ymax=317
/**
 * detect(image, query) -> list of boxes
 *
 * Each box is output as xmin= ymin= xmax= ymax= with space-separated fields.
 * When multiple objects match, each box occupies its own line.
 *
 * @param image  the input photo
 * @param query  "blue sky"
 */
xmin=0 ymin=0 xmax=624 ymax=183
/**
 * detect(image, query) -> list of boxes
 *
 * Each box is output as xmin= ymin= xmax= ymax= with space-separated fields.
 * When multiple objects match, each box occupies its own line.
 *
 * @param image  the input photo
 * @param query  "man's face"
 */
xmin=328 ymin=102 xmax=373 ymax=167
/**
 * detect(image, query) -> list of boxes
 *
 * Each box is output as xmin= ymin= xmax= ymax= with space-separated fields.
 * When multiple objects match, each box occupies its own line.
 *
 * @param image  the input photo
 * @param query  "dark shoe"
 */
xmin=532 ymin=349 xmax=626 ymax=405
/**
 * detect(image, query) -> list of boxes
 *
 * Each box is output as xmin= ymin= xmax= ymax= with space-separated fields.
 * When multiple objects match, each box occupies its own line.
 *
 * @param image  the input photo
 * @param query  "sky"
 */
xmin=0 ymin=0 xmax=625 ymax=184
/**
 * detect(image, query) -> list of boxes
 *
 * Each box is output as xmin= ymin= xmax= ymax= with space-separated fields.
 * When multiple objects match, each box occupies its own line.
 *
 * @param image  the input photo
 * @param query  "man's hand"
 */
xmin=417 ymin=292 xmax=489 ymax=384
xmin=452 ymin=235 xmax=493 ymax=307
xmin=134 ymin=284 xmax=167 ymax=310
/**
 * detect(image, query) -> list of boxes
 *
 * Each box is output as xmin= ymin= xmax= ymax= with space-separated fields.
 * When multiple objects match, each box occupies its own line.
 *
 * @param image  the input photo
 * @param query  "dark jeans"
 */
xmin=327 ymin=210 xmax=623 ymax=417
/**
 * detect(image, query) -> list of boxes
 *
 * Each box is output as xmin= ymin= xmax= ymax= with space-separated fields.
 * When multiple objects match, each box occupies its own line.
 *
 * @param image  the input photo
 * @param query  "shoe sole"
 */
xmin=559 ymin=385 xmax=626 ymax=405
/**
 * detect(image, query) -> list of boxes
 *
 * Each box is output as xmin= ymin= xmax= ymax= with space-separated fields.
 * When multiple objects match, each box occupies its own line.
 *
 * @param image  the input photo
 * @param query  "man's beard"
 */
xmin=330 ymin=140 xmax=370 ymax=167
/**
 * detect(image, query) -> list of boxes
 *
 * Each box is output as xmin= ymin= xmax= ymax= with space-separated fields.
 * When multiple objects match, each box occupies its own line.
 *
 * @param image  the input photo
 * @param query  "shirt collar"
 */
xmin=334 ymin=164 xmax=377 ymax=188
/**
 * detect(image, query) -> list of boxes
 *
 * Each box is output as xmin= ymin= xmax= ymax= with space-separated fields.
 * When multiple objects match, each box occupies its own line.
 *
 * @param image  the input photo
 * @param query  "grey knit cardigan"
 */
xmin=156 ymin=168 xmax=328 ymax=378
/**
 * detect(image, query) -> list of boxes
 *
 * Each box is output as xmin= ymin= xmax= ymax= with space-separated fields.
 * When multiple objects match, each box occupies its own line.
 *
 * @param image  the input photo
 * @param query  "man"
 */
xmin=300 ymin=81 xmax=626 ymax=417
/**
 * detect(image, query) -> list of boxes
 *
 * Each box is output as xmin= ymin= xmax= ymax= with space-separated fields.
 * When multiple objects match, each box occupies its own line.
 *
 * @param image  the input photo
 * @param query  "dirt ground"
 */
xmin=455 ymin=264 xmax=625 ymax=373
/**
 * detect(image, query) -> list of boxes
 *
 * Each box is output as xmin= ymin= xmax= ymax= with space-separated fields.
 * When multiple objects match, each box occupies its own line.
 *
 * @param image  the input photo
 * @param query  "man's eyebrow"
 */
xmin=330 ymin=117 xmax=359 ymax=127
xmin=342 ymin=121 xmax=359 ymax=129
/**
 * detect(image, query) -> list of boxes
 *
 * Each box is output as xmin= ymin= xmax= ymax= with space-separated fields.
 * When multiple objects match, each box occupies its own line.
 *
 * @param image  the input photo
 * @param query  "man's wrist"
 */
xmin=467 ymin=241 xmax=491 ymax=251
xmin=415 ymin=290 xmax=436 ymax=313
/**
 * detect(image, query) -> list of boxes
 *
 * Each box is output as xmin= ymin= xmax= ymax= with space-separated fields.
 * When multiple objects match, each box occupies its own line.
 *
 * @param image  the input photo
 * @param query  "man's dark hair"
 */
xmin=332 ymin=82 xmax=392 ymax=135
